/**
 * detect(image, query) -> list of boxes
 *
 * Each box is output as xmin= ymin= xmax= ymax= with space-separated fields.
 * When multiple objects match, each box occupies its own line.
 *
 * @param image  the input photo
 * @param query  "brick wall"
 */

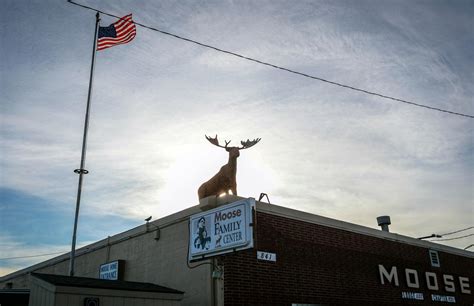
xmin=222 ymin=211 xmax=474 ymax=306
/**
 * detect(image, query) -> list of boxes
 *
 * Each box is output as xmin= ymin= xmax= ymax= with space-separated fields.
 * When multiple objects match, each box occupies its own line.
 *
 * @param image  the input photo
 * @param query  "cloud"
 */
xmin=0 ymin=233 xmax=95 ymax=277
xmin=0 ymin=0 xmax=472 ymax=277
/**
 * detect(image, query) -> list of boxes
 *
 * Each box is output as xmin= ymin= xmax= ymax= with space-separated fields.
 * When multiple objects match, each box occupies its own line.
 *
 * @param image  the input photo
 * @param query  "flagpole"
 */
xmin=69 ymin=12 xmax=100 ymax=277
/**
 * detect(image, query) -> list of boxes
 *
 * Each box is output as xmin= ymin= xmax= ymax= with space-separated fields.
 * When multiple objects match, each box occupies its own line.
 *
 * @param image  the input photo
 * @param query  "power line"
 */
xmin=431 ymin=233 xmax=474 ymax=242
xmin=0 ymin=251 xmax=67 ymax=261
xmin=420 ymin=226 xmax=474 ymax=240
xmin=67 ymin=0 xmax=474 ymax=119
xmin=439 ymin=226 xmax=474 ymax=237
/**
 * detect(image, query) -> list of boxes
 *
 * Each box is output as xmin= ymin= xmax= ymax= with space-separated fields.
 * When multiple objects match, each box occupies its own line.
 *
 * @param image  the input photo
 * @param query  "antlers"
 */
xmin=205 ymin=135 xmax=261 ymax=150
xmin=205 ymin=135 xmax=231 ymax=148
xmin=239 ymin=138 xmax=261 ymax=150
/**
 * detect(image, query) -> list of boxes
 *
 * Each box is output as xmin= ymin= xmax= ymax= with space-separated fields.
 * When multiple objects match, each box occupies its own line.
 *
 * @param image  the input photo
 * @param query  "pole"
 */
xmin=69 ymin=12 xmax=100 ymax=277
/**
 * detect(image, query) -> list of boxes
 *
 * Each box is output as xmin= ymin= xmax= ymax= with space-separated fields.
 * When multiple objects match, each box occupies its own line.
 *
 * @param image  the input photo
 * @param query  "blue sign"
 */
xmin=99 ymin=260 xmax=122 ymax=280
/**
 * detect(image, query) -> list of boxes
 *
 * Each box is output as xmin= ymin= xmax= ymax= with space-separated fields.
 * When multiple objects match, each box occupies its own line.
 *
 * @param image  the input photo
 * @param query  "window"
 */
xmin=429 ymin=250 xmax=440 ymax=267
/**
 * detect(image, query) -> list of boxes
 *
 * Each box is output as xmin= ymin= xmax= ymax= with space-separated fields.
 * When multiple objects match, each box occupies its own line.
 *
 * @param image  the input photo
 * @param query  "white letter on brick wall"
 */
xmin=459 ymin=277 xmax=471 ymax=294
xmin=405 ymin=269 xmax=419 ymax=288
xmin=444 ymin=275 xmax=455 ymax=292
xmin=425 ymin=272 xmax=439 ymax=291
xmin=379 ymin=265 xmax=399 ymax=286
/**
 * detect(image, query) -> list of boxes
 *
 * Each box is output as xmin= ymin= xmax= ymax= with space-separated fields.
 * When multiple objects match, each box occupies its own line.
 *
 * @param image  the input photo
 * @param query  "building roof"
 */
xmin=31 ymin=273 xmax=183 ymax=294
xmin=0 ymin=289 xmax=30 ymax=294
xmin=1 ymin=195 xmax=472 ymax=282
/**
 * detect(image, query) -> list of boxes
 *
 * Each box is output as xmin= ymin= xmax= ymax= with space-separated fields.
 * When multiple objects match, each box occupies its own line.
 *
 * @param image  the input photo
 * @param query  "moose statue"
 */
xmin=198 ymin=135 xmax=261 ymax=200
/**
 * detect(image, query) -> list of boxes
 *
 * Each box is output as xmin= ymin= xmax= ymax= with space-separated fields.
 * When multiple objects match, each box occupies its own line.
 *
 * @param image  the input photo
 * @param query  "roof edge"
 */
xmin=2 ymin=196 xmax=471 ymax=281
xmin=256 ymin=201 xmax=474 ymax=258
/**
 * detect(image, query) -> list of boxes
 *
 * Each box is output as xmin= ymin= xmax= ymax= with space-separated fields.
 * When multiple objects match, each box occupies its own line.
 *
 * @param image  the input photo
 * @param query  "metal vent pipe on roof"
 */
xmin=377 ymin=215 xmax=391 ymax=232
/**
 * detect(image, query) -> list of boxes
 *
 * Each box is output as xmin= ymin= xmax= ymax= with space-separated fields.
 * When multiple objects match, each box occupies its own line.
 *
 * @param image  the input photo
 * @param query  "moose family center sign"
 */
xmin=189 ymin=198 xmax=255 ymax=261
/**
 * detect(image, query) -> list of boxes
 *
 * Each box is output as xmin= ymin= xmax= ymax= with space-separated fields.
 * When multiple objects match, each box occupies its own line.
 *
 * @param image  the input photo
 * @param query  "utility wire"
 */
xmin=67 ymin=0 xmax=474 ymax=119
xmin=0 ymin=251 xmax=67 ymax=261
xmin=439 ymin=226 xmax=474 ymax=237
xmin=431 ymin=233 xmax=474 ymax=242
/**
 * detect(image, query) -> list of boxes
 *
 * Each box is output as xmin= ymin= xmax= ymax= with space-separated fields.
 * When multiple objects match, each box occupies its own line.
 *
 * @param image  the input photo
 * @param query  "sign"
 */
xmin=431 ymin=294 xmax=456 ymax=303
xmin=189 ymin=198 xmax=255 ymax=261
xmin=99 ymin=260 xmax=124 ymax=280
xmin=378 ymin=264 xmax=471 ymax=294
xmin=257 ymin=251 xmax=276 ymax=262
xmin=401 ymin=292 xmax=424 ymax=300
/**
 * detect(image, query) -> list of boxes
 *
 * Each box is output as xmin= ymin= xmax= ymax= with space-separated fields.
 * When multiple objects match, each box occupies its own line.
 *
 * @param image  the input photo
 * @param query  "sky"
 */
xmin=1 ymin=0 xmax=473 ymax=277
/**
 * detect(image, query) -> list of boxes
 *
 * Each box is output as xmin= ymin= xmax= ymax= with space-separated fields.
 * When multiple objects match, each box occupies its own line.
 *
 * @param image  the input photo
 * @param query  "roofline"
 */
xmin=2 ymin=195 xmax=472 ymax=281
xmin=256 ymin=200 xmax=474 ymax=258
xmin=0 ymin=204 xmax=204 ymax=282
xmin=0 ymin=289 xmax=30 ymax=293
xmin=31 ymin=273 xmax=184 ymax=294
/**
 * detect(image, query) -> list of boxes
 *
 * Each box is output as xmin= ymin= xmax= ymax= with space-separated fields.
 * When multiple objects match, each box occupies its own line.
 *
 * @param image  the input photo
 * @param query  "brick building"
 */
xmin=1 ymin=195 xmax=473 ymax=305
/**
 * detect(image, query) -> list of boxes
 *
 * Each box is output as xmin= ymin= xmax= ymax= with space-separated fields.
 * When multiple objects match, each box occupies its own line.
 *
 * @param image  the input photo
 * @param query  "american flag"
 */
xmin=97 ymin=14 xmax=136 ymax=51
